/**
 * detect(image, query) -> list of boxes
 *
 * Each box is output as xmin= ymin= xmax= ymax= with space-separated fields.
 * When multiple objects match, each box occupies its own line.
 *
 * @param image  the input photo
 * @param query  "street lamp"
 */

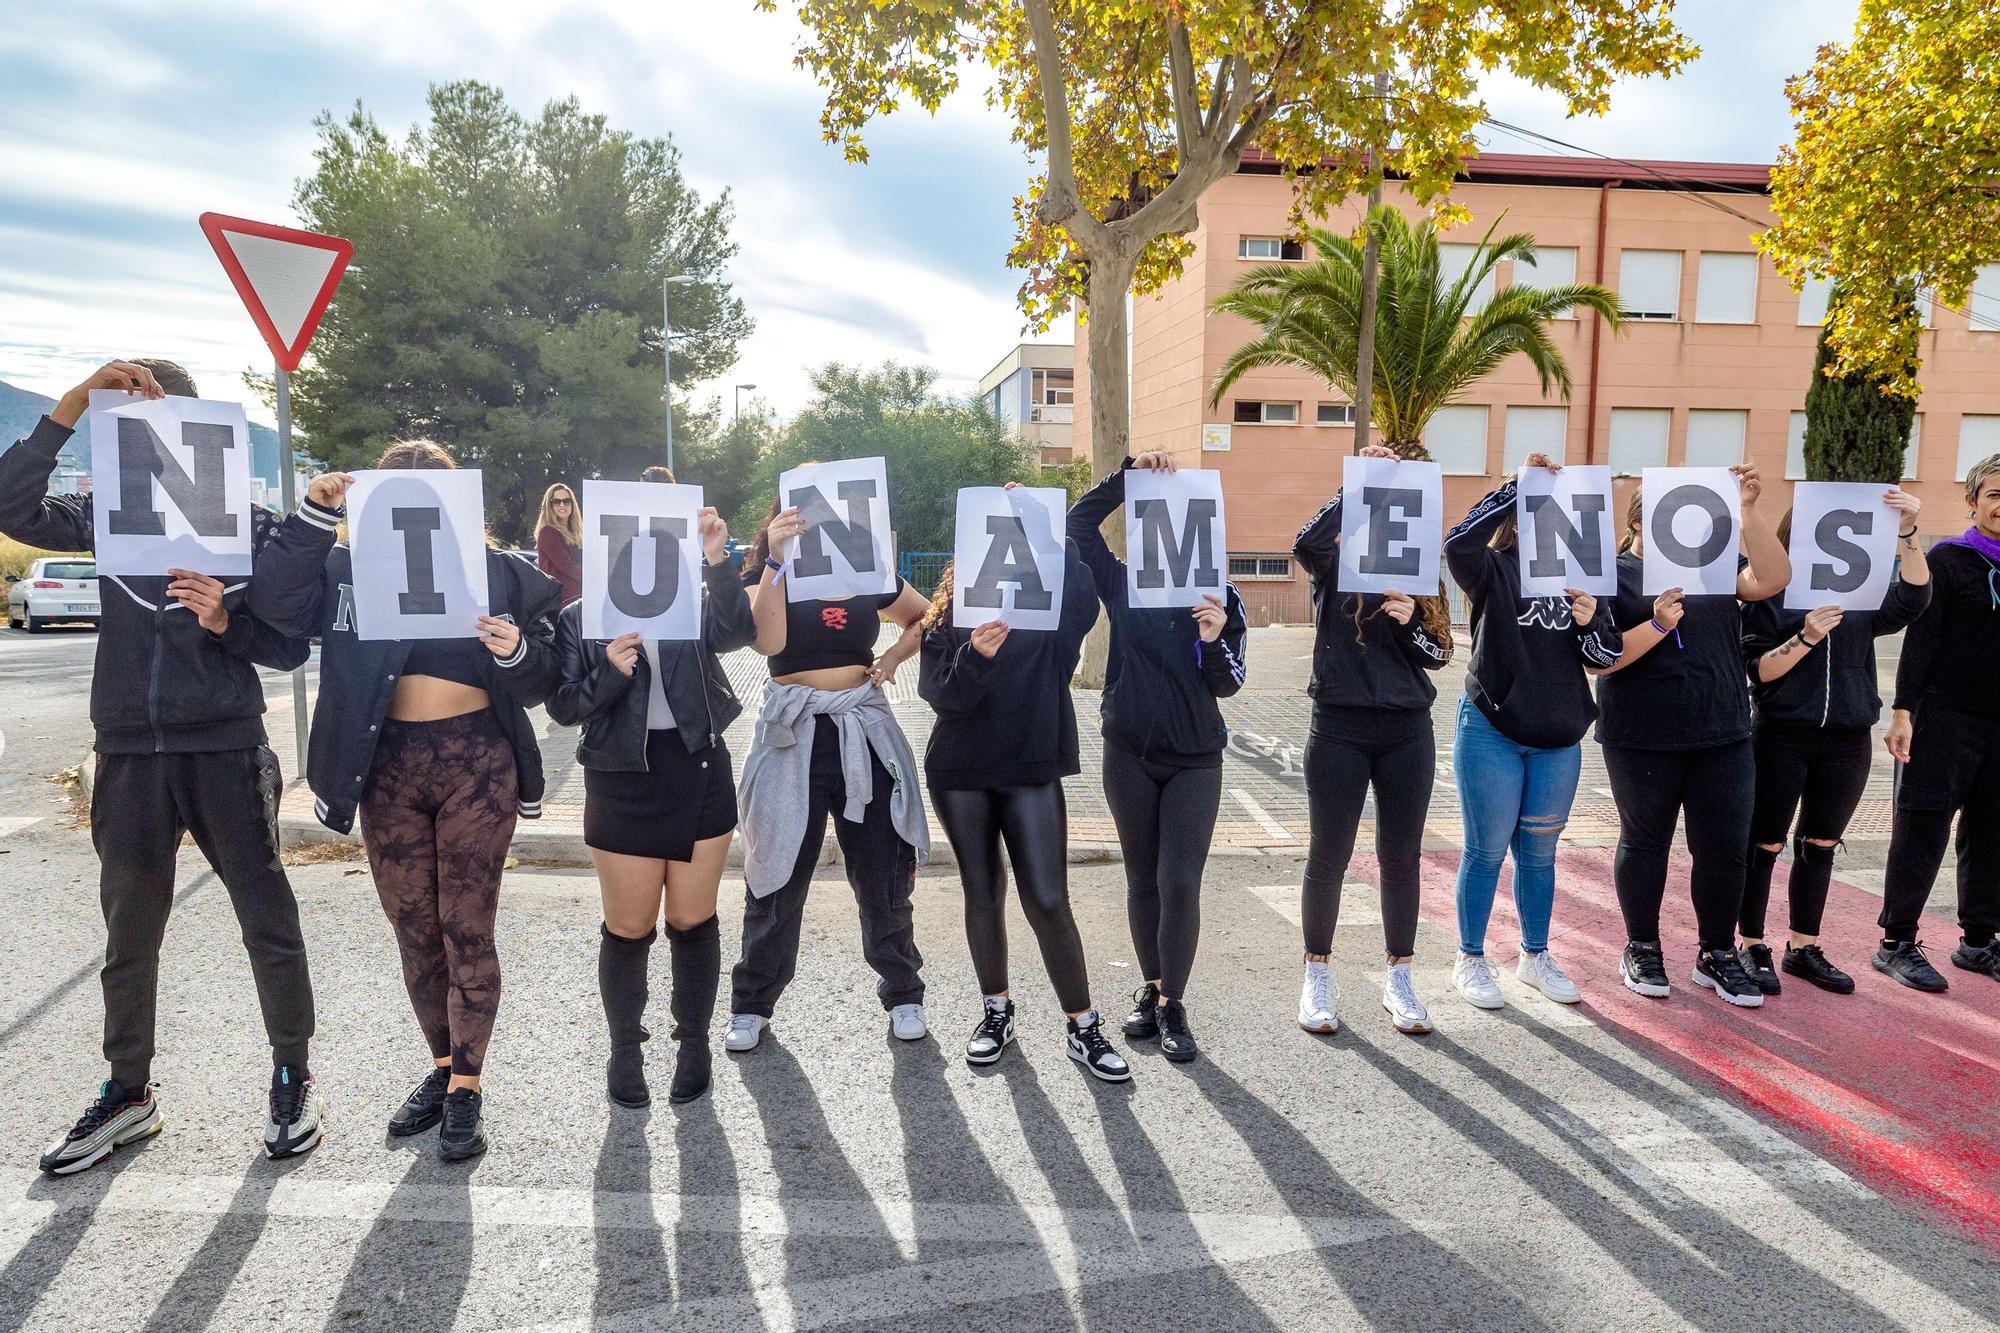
xmin=662 ymin=274 xmax=698 ymax=470
xmin=734 ymin=383 xmax=757 ymax=424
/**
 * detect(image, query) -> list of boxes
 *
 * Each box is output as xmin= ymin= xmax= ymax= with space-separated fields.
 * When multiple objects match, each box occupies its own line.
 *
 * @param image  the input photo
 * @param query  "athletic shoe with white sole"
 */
xmin=965 ymin=999 xmax=1015 ymax=1065
xmin=388 ymin=1066 xmax=450 ymax=1136
xmin=265 ymin=1065 xmax=324 ymax=1160
xmin=724 ymin=1014 xmax=767 ymax=1053
xmin=1381 ymin=963 xmax=1434 ymax=1034
xmin=1297 ymin=960 xmax=1339 ymax=1033
xmin=1065 ymin=1015 xmax=1132 ymax=1082
xmin=1516 ymin=950 xmax=1582 ymax=1004
xmin=1452 ymin=952 xmax=1503 ymax=1010
xmin=1692 ymin=948 xmax=1766 ymax=1008
xmin=1620 ymin=942 xmax=1671 ymax=998
xmin=39 ymin=1080 xmax=162 ymax=1175
xmin=891 ymin=1003 xmax=929 ymax=1041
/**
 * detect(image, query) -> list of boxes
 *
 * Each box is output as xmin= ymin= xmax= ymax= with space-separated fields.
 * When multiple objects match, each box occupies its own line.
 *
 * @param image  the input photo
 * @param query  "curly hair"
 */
xmin=919 ymin=562 xmax=956 ymax=631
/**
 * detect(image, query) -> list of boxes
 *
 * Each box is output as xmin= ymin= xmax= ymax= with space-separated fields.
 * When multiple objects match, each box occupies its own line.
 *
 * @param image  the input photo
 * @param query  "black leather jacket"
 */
xmin=546 ymin=558 xmax=756 ymax=768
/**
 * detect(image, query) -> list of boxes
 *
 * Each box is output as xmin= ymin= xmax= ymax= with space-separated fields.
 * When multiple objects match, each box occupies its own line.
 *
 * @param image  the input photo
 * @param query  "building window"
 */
xmin=1970 ymin=264 xmax=2000 ymax=332
xmin=1797 ymin=274 xmax=1834 ymax=326
xmin=1439 ymin=242 xmax=1496 ymax=313
xmin=1233 ymin=400 xmax=1298 ymax=425
xmin=1502 ymin=406 xmax=1568 ymax=471
xmin=1905 ymin=415 xmax=1922 ymax=481
xmin=1425 ymin=404 xmax=1489 ymax=475
xmin=1695 ymin=253 xmax=1759 ymax=324
xmin=1618 ymin=249 xmax=1683 ymax=321
xmin=1239 ymin=236 xmax=1304 ymax=261
xmin=1227 ymin=554 xmax=1295 ymax=580
xmin=1608 ymin=408 xmax=1672 ymax=472
xmin=1958 ymin=415 xmax=2000 ymax=481
xmin=1315 ymin=402 xmax=1356 ymax=426
xmin=1684 ymin=409 xmax=1747 ymax=467
xmin=1513 ymin=247 xmax=1578 ymax=318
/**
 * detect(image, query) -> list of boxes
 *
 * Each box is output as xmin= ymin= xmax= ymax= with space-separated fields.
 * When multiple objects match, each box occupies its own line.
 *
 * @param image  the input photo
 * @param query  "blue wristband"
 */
xmin=764 ymin=556 xmax=784 ymax=575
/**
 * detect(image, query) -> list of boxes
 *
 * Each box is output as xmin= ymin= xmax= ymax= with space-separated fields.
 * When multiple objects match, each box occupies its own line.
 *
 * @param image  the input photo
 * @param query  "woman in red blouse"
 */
xmin=535 ymin=482 xmax=583 ymax=606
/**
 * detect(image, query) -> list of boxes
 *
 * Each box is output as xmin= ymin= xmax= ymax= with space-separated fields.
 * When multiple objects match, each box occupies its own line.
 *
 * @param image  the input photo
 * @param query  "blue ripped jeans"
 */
xmin=1451 ymin=696 xmax=1581 ymax=956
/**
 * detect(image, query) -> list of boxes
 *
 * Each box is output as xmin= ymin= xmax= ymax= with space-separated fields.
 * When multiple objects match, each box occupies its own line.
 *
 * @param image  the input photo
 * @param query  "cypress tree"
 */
xmin=1801 ymin=287 xmax=1918 ymax=482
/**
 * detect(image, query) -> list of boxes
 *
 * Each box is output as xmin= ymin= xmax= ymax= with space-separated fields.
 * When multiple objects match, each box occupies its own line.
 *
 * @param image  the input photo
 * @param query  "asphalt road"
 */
xmin=1 ymin=626 xmax=1995 ymax=1331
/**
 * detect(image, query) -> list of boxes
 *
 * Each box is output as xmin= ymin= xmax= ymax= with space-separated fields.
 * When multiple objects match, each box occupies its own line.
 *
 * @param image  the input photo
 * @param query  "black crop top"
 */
xmin=768 ymin=582 xmax=909 ymax=677
xmin=401 ymin=636 xmax=490 ymax=689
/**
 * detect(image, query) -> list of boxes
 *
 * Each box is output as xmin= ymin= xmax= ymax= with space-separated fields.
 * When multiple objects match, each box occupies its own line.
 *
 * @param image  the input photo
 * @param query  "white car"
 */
xmin=5 ymin=557 xmax=99 ymax=632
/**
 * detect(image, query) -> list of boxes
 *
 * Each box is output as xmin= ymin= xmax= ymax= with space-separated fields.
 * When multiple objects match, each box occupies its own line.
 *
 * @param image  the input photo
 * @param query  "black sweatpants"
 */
xmin=1102 ymin=739 xmax=1221 ymax=1000
xmin=1301 ymin=706 xmax=1434 ymax=958
xmin=731 ymin=716 xmax=923 ymax=1017
xmin=932 ymin=781 xmax=1090 ymax=1014
xmin=1880 ymin=705 xmax=2000 ymax=947
xmin=1742 ymin=723 xmax=1873 ymax=939
xmin=1602 ymin=740 xmax=1754 ymax=951
xmin=92 ymin=747 xmax=315 ymax=1088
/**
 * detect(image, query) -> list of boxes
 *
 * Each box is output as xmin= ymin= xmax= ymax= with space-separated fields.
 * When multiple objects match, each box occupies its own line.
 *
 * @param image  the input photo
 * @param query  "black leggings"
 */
xmin=1742 ymin=723 xmax=1873 ymax=940
xmin=1881 ymin=705 xmax=2000 ymax=947
xmin=932 ymin=782 xmax=1090 ymax=1013
xmin=1301 ymin=706 xmax=1433 ymax=958
xmin=1602 ymin=741 xmax=1753 ymax=951
xmin=1102 ymin=739 xmax=1221 ymax=1000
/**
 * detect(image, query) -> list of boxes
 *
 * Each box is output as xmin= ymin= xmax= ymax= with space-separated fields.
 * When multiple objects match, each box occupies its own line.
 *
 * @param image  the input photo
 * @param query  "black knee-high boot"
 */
xmin=666 ymin=916 xmax=720 ymax=1104
xmin=599 ymin=925 xmax=655 ymax=1108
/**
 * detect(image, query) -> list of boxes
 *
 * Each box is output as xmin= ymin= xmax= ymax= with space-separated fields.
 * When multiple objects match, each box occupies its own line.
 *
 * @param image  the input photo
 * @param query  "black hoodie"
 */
xmin=1742 ymin=576 xmax=1928 ymax=730
xmin=1291 ymin=490 xmax=1450 ymax=713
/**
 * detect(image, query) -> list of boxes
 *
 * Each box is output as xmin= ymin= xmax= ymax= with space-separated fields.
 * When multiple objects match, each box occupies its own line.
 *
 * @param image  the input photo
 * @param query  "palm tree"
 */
xmin=1210 ymin=206 xmax=1624 ymax=458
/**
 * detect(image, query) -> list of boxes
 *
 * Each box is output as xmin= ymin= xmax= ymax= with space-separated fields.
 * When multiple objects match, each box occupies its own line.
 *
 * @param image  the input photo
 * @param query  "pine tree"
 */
xmin=1801 ymin=288 xmax=1916 ymax=483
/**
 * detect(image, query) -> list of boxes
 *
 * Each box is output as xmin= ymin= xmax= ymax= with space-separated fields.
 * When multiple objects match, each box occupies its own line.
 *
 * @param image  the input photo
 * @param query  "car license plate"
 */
xmin=66 ymin=604 xmax=94 ymax=613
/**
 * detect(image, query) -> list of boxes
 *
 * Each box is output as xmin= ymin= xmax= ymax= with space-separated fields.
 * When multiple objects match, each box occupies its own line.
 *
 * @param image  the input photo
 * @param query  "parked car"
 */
xmin=5 ymin=557 xmax=99 ymax=632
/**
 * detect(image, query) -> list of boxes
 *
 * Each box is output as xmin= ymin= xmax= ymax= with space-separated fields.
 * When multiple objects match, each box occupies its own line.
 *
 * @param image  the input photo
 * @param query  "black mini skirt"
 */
xmin=584 ymin=730 xmax=738 ymax=861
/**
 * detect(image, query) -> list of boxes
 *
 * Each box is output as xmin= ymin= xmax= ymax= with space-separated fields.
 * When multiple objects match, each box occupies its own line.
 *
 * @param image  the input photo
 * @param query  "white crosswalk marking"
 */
xmin=0 ymin=818 xmax=43 ymax=840
xmin=1227 ymin=788 xmax=1292 ymax=839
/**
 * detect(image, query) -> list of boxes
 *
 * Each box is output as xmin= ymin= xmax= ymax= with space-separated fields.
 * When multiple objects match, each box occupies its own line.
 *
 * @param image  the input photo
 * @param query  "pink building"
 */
xmin=1078 ymin=153 xmax=2000 ymax=623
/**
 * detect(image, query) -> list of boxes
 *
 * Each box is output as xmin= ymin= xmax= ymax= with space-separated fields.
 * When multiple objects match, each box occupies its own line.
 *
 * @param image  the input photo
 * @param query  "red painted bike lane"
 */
xmin=1411 ymin=846 xmax=2000 ymax=1251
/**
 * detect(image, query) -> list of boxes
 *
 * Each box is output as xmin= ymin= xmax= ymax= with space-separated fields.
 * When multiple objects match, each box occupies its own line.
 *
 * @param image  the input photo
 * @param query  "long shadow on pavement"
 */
xmin=671 ymin=1092 xmax=747 ymax=1304
xmin=3 ymin=1145 xmax=159 ymax=1325
xmin=592 ymin=1108 xmax=674 ymax=1321
xmin=320 ymin=1144 xmax=475 ymax=1332
xmin=143 ymin=1151 xmax=316 ymax=1331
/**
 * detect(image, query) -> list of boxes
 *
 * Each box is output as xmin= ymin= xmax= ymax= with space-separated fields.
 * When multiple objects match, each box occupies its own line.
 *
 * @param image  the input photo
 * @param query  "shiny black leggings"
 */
xmin=932 ymin=782 xmax=1090 ymax=1013
xmin=1102 ymin=740 xmax=1222 ymax=1000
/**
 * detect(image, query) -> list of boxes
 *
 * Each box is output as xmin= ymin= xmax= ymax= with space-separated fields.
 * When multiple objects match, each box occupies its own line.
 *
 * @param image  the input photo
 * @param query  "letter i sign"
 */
xmin=198 ymin=213 xmax=352 ymax=371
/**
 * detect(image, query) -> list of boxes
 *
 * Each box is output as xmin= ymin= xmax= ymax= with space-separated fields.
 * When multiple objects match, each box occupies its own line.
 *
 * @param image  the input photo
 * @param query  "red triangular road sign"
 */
xmin=198 ymin=213 xmax=352 ymax=372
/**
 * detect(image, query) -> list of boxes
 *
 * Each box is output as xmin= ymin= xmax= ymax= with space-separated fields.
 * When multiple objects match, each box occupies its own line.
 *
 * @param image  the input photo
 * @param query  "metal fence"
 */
xmin=898 ymin=551 xmax=951 ymax=596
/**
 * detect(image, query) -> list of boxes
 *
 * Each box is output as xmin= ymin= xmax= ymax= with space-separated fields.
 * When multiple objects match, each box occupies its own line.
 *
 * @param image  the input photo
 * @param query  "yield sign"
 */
xmin=198 ymin=213 xmax=352 ymax=372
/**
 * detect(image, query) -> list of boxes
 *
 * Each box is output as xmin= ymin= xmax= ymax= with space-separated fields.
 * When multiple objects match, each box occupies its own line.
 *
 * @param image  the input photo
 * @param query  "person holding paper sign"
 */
xmin=1737 ymin=491 xmax=1929 ymax=995
xmin=3 ymin=360 xmax=325 ymax=1174
xmin=1067 ymin=453 xmax=1248 ymax=1064
xmin=1877 ymin=455 xmax=2000 ymax=992
xmin=726 ymin=488 xmax=934 ymax=1051
xmin=1291 ymin=446 xmax=1453 ymax=1036
xmin=250 ymin=441 xmax=563 ymax=1162
xmin=1590 ymin=469 xmax=1789 ymax=1010
xmin=916 ymin=541 xmax=1131 ymax=1081
xmin=1441 ymin=456 xmax=1623 ymax=1012
xmin=547 ymin=469 xmax=752 ymax=1107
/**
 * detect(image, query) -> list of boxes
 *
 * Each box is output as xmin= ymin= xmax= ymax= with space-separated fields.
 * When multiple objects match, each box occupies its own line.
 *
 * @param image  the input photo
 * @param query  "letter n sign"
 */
xmin=779 ymin=456 xmax=896 ymax=602
xmin=87 ymin=391 xmax=255 ymax=575
xmin=1125 ymin=467 xmax=1228 ymax=609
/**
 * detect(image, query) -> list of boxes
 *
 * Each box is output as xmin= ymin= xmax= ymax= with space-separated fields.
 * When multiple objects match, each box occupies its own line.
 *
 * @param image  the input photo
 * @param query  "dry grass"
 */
xmin=282 ymin=839 xmax=368 ymax=866
xmin=49 ymin=764 xmax=90 ymax=829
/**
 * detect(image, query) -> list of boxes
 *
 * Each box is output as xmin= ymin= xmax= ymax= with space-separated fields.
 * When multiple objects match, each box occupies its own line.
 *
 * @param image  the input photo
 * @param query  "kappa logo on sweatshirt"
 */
xmin=1516 ymin=597 xmax=1574 ymax=631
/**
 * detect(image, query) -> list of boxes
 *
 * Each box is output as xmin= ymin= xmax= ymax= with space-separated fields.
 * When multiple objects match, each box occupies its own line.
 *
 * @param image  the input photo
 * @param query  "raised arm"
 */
xmin=1734 ymin=464 xmax=1791 ymax=602
xmin=0 ymin=363 xmax=168 ymax=552
xmin=749 ymin=505 xmax=805 ymax=657
xmin=246 ymin=473 xmax=349 ymax=639
xmin=1066 ymin=459 xmax=1132 ymax=598
xmin=697 ymin=508 xmax=756 ymax=653
xmin=1445 ymin=476 xmax=1519 ymax=595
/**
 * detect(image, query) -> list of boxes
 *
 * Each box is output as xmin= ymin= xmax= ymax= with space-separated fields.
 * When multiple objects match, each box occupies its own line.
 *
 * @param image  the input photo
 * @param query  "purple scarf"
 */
xmin=1933 ymin=526 xmax=2000 ymax=565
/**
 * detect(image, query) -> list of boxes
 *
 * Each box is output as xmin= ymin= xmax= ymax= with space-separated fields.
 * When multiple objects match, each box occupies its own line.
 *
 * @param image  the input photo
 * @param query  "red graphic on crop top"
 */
xmin=821 ymin=606 xmax=849 ymax=631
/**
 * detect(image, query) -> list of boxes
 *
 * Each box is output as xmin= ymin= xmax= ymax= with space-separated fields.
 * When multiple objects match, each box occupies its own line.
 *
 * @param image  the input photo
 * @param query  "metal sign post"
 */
xmin=275 ymin=365 xmax=308 ymax=761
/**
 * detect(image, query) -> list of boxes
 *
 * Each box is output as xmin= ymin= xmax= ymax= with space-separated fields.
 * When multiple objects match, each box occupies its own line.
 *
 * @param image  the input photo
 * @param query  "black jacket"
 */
xmin=545 ymin=559 xmax=757 ymax=768
xmin=1292 ymin=490 xmax=1451 ymax=713
xmin=1743 ymin=575 xmax=1928 ymax=731
xmin=0 ymin=416 xmax=310 ymax=754
xmin=1066 ymin=461 xmax=1248 ymax=765
xmin=919 ymin=543 xmax=1100 ymax=789
xmin=1893 ymin=542 xmax=2000 ymax=718
xmin=246 ymin=495 xmax=563 ymax=833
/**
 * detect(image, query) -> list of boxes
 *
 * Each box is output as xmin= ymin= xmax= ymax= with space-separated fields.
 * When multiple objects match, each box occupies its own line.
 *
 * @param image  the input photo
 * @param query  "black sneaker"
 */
xmin=38 ymin=1080 xmax=162 ymax=1175
xmin=1873 ymin=940 xmax=1948 ymax=993
xmin=1065 ymin=1015 xmax=1132 ymax=1083
xmin=1121 ymin=984 xmax=1161 ymax=1039
xmin=1782 ymin=944 xmax=1855 ymax=994
xmin=1158 ymin=999 xmax=1198 ymax=1063
xmin=438 ymin=1088 xmax=487 ymax=1162
xmin=1692 ymin=948 xmax=1766 ymax=1008
xmin=1950 ymin=942 xmax=2000 ymax=983
xmin=965 ymin=1000 xmax=1016 ymax=1066
xmin=389 ymin=1066 xmax=451 ymax=1137
xmin=265 ymin=1065 xmax=324 ymax=1160
xmin=1620 ymin=942 xmax=1670 ymax=998
xmin=1736 ymin=944 xmax=1782 ymax=995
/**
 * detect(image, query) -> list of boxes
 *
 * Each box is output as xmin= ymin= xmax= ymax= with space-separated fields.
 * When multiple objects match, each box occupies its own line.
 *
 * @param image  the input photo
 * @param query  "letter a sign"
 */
xmin=198 ymin=214 xmax=352 ymax=372
xmin=87 ymin=391 xmax=255 ymax=575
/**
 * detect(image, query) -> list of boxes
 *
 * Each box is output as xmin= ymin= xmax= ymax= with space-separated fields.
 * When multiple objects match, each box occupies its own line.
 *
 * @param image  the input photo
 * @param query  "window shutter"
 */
xmin=1425 ymin=405 xmax=1489 ymax=475
xmin=1684 ymin=410 xmax=1747 ymax=467
xmin=1502 ymin=407 xmax=1568 ymax=471
xmin=1797 ymin=275 xmax=1833 ymax=326
xmin=1970 ymin=265 xmax=2000 ymax=332
xmin=1439 ymin=244 xmax=1496 ymax=313
xmin=1695 ymin=253 xmax=1759 ymax=324
xmin=1514 ymin=247 xmax=1578 ymax=318
xmin=1786 ymin=411 xmax=1808 ymax=480
xmin=1618 ymin=250 xmax=1682 ymax=320
xmin=1609 ymin=408 xmax=1672 ymax=472
xmin=1905 ymin=415 xmax=1921 ymax=481
xmin=1958 ymin=416 xmax=2000 ymax=481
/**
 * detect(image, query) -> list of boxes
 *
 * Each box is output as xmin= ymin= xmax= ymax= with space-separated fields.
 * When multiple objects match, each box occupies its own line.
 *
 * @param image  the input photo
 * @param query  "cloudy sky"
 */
xmin=0 ymin=0 xmax=1853 ymax=426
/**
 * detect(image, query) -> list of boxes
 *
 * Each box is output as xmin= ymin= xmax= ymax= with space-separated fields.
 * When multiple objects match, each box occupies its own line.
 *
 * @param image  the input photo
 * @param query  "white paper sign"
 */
xmin=952 ymin=486 xmax=1067 ymax=630
xmin=582 ymin=479 xmax=703 ymax=640
xmin=1783 ymin=482 xmax=1898 ymax=611
xmin=1125 ymin=468 xmax=1227 ymax=609
xmin=347 ymin=469 xmax=490 ymax=640
xmin=1337 ymin=456 xmax=1443 ymax=596
xmin=1516 ymin=464 xmax=1617 ymax=597
xmin=87 ymin=391 xmax=254 ymax=576
xmin=1642 ymin=467 xmax=1740 ymax=596
xmin=780 ymin=456 xmax=895 ymax=602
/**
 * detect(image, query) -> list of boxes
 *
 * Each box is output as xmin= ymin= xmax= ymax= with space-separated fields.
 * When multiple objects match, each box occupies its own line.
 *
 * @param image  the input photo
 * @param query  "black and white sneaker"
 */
xmin=965 ymin=1000 xmax=1016 ymax=1066
xmin=438 ymin=1088 xmax=487 ymax=1162
xmin=1736 ymin=943 xmax=1782 ymax=995
xmin=1158 ymin=999 xmax=1198 ymax=1063
xmin=1692 ymin=948 xmax=1766 ymax=1008
xmin=39 ymin=1080 xmax=162 ymax=1175
xmin=389 ymin=1066 xmax=451 ymax=1137
xmin=1950 ymin=941 xmax=2000 ymax=983
xmin=1873 ymin=940 xmax=1949 ymax=993
xmin=1121 ymin=984 xmax=1161 ymax=1039
xmin=265 ymin=1065 xmax=324 ymax=1160
xmin=1620 ymin=942 xmax=1671 ymax=998
xmin=1781 ymin=944 xmax=1855 ymax=994
xmin=1065 ymin=1015 xmax=1131 ymax=1083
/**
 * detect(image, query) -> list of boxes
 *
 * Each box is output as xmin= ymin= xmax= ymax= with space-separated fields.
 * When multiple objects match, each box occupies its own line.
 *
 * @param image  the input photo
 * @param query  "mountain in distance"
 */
xmin=0 ymin=377 xmax=288 ymax=491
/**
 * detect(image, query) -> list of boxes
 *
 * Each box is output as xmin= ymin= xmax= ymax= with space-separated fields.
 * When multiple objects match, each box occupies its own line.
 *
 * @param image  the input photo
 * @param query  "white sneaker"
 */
xmin=890 ymin=1003 xmax=929 ymax=1041
xmin=1451 ymin=952 xmax=1503 ymax=1010
xmin=1297 ymin=961 xmax=1339 ymax=1033
xmin=1517 ymin=950 xmax=1582 ymax=1004
xmin=1381 ymin=963 xmax=1434 ymax=1034
xmin=724 ymin=1014 xmax=766 ymax=1053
